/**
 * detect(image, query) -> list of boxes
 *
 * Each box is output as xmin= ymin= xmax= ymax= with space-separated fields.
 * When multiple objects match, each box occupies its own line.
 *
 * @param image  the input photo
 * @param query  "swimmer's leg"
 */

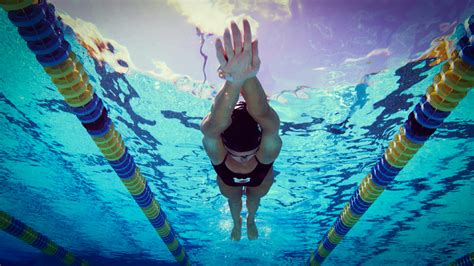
xmin=245 ymin=170 xmax=274 ymax=240
xmin=217 ymin=176 xmax=244 ymax=241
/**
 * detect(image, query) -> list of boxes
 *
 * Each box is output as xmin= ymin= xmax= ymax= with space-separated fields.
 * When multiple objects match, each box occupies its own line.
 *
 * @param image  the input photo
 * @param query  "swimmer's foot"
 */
xmin=247 ymin=217 xmax=258 ymax=240
xmin=231 ymin=217 xmax=242 ymax=241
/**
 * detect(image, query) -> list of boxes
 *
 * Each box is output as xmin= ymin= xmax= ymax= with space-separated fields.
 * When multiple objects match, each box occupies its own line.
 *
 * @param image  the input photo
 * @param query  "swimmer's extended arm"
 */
xmin=201 ymin=80 xmax=242 ymax=164
xmin=231 ymin=20 xmax=280 ymax=158
xmin=241 ymin=77 xmax=282 ymax=164
xmin=202 ymin=19 xmax=256 ymax=138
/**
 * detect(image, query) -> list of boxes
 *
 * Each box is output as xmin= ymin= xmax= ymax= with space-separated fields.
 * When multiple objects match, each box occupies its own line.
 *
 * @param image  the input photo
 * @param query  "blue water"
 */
xmin=1 ymin=4 xmax=474 ymax=266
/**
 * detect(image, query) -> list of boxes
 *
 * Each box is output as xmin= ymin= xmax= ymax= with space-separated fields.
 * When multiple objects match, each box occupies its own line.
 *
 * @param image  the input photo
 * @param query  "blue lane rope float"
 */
xmin=307 ymin=15 xmax=474 ymax=265
xmin=0 ymin=211 xmax=89 ymax=266
xmin=0 ymin=1 xmax=189 ymax=264
xmin=449 ymin=252 xmax=474 ymax=266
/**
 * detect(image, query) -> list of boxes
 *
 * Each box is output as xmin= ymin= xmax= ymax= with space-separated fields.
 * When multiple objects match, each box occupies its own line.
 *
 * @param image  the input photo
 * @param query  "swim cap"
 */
xmin=221 ymin=101 xmax=262 ymax=152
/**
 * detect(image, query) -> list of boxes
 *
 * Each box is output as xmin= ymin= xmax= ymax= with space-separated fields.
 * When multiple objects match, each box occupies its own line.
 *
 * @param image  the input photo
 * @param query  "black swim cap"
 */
xmin=221 ymin=101 xmax=262 ymax=152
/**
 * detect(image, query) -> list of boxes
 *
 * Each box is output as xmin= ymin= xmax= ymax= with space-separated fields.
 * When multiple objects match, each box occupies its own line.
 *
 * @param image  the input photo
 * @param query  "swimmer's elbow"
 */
xmin=200 ymin=115 xmax=229 ymax=137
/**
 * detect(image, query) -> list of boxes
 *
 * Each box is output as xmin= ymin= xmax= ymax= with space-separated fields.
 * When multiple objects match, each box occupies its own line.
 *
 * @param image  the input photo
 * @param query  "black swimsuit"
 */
xmin=212 ymin=155 xmax=274 ymax=187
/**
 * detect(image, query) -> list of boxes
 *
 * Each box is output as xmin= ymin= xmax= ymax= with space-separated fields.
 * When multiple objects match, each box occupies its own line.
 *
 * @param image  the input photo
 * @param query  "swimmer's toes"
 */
xmin=247 ymin=220 xmax=258 ymax=240
xmin=231 ymin=218 xmax=242 ymax=241
xmin=231 ymin=227 xmax=242 ymax=241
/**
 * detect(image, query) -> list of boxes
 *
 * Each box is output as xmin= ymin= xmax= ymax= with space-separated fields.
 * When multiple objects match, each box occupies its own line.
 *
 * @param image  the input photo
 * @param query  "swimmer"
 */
xmin=201 ymin=19 xmax=282 ymax=240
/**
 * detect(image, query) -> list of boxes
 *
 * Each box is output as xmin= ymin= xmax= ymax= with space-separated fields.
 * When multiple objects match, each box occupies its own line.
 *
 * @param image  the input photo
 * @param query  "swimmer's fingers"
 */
xmin=252 ymin=40 xmax=260 ymax=68
xmin=231 ymin=21 xmax=243 ymax=55
xmin=243 ymin=19 xmax=252 ymax=52
xmin=223 ymin=28 xmax=234 ymax=60
xmin=215 ymin=39 xmax=227 ymax=66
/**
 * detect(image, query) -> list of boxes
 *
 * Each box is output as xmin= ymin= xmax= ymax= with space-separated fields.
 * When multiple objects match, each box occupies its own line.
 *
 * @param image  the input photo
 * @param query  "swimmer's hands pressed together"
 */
xmin=216 ymin=19 xmax=261 ymax=84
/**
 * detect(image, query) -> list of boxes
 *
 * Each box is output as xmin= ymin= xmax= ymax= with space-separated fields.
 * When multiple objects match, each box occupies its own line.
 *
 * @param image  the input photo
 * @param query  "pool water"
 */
xmin=0 ymin=1 xmax=473 ymax=265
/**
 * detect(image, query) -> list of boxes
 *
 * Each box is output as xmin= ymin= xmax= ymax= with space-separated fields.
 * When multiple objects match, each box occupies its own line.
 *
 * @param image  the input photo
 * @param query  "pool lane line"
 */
xmin=449 ymin=252 xmax=474 ymax=266
xmin=0 ymin=211 xmax=89 ymax=266
xmin=308 ymin=15 xmax=474 ymax=265
xmin=0 ymin=1 xmax=190 ymax=265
